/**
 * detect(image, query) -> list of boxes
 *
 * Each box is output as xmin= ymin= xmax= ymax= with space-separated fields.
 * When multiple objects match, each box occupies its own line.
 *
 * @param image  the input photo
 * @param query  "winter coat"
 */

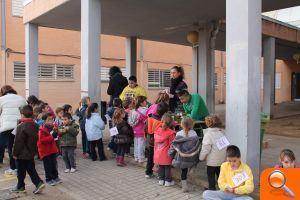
xmin=169 ymin=77 xmax=187 ymax=112
xmin=128 ymin=107 xmax=148 ymax=138
xmin=154 ymin=127 xmax=175 ymax=165
xmin=107 ymin=73 xmax=128 ymax=106
xmin=85 ymin=113 xmax=105 ymax=141
xmin=169 ymin=135 xmax=201 ymax=169
xmin=37 ymin=125 xmax=59 ymax=159
xmin=145 ymin=115 xmax=162 ymax=147
xmin=76 ymin=104 xmax=88 ymax=130
xmin=119 ymin=85 xmax=147 ymax=101
xmin=0 ymin=93 xmax=27 ymax=133
xmin=199 ymin=128 xmax=227 ymax=166
xmin=114 ymin=121 xmax=134 ymax=144
xmin=146 ymin=104 xmax=158 ymax=116
xmin=59 ymin=121 xmax=79 ymax=147
xmin=12 ymin=119 xmax=39 ymax=160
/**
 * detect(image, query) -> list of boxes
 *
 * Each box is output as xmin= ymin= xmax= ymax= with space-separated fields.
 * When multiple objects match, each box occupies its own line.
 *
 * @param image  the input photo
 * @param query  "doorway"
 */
xmin=292 ymin=72 xmax=300 ymax=101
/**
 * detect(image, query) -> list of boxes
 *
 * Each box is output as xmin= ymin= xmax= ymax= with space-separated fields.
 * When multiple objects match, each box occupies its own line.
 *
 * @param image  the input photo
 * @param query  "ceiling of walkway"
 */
xmin=30 ymin=0 xmax=300 ymax=60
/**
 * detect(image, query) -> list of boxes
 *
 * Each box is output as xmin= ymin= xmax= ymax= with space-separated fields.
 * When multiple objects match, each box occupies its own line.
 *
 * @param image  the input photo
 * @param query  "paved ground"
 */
xmin=0 ymin=152 xmax=204 ymax=200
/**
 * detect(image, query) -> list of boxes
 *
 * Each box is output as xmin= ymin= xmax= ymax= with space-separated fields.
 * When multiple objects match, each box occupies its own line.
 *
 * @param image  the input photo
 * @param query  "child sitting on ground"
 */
xmin=85 ymin=103 xmax=107 ymax=161
xmin=128 ymin=96 xmax=148 ymax=163
xmin=145 ymin=102 xmax=169 ymax=178
xmin=199 ymin=115 xmax=227 ymax=190
xmin=203 ymin=145 xmax=254 ymax=200
xmin=38 ymin=113 xmax=61 ymax=186
xmin=59 ymin=113 xmax=79 ymax=173
xmin=169 ymin=117 xmax=200 ymax=192
xmin=12 ymin=105 xmax=45 ymax=194
xmin=275 ymin=149 xmax=300 ymax=168
xmin=154 ymin=113 xmax=176 ymax=187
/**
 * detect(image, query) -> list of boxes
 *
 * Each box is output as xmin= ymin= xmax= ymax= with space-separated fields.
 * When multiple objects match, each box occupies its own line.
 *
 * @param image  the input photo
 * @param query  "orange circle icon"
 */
xmin=269 ymin=170 xmax=285 ymax=188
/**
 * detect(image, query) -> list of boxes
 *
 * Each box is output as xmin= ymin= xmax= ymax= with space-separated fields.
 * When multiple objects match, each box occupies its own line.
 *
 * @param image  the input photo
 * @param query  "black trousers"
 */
xmin=116 ymin=143 xmax=127 ymax=157
xmin=81 ymin=129 xmax=90 ymax=154
xmin=16 ymin=159 xmax=42 ymax=189
xmin=181 ymin=168 xmax=188 ymax=180
xmin=0 ymin=130 xmax=16 ymax=169
xmin=145 ymin=146 xmax=154 ymax=175
xmin=207 ymin=166 xmax=221 ymax=190
xmin=158 ymin=165 xmax=172 ymax=182
xmin=90 ymin=139 xmax=106 ymax=161
xmin=42 ymin=153 xmax=58 ymax=182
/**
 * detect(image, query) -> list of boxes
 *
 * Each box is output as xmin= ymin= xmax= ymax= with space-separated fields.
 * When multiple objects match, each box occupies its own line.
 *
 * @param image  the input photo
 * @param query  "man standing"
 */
xmin=119 ymin=76 xmax=147 ymax=101
xmin=178 ymin=90 xmax=209 ymax=121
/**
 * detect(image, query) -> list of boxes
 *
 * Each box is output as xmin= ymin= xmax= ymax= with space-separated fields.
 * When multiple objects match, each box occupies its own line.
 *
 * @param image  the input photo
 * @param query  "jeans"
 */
xmin=0 ymin=132 xmax=8 ymax=163
xmin=203 ymin=190 xmax=253 ymax=200
xmin=61 ymin=146 xmax=76 ymax=169
xmin=7 ymin=132 xmax=16 ymax=170
xmin=116 ymin=144 xmax=127 ymax=157
xmin=181 ymin=168 xmax=188 ymax=180
xmin=81 ymin=129 xmax=90 ymax=154
xmin=134 ymin=137 xmax=145 ymax=161
xmin=145 ymin=146 xmax=154 ymax=175
xmin=16 ymin=159 xmax=42 ymax=189
xmin=42 ymin=153 xmax=58 ymax=182
xmin=158 ymin=165 xmax=172 ymax=182
xmin=207 ymin=166 xmax=221 ymax=190
xmin=90 ymin=139 xmax=106 ymax=161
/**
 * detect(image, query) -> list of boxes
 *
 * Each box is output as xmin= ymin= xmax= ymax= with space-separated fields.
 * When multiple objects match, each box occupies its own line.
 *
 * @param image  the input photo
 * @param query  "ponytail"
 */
xmin=86 ymin=103 xmax=99 ymax=119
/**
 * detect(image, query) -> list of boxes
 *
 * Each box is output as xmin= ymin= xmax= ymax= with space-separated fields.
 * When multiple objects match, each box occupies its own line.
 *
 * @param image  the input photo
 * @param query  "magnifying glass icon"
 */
xmin=268 ymin=170 xmax=295 ymax=198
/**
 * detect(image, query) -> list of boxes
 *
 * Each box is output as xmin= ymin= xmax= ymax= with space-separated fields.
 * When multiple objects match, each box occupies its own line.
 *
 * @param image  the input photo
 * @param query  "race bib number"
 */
xmin=109 ymin=127 xmax=119 ymax=136
xmin=216 ymin=136 xmax=230 ymax=150
xmin=232 ymin=171 xmax=249 ymax=187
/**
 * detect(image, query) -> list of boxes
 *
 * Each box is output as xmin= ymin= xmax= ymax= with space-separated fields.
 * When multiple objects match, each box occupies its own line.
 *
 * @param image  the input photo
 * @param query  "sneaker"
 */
xmin=46 ymin=180 xmax=56 ymax=186
xmin=138 ymin=159 xmax=146 ymax=163
xmin=106 ymin=147 xmax=111 ymax=151
xmin=11 ymin=186 xmax=26 ymax=193
xmin=158 ymin=180 xmax=165 ymax=186
xmin=5 ymin=169 xmax=17 ymax=175
xmin=33 ymin=182 xmax=45 ymax=194
xmin=164 ymin=181 xmax=175 ymax=187
xmin=145 ymin=174 xmax=153 ymax=179
xmin=82 ymin=153 xmax=89 ymax=159
xmin=70 ymin=168 xmax=77 ymax=173
xmin=64 ymin=169 xmax=70 ymax=173
xmin=54 ymin=177 xmax=62 ymax=184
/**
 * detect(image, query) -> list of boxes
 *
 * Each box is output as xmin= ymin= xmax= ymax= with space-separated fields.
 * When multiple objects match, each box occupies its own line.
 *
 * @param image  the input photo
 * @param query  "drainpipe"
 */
xmin=139 ymin=39 xmax=145 ymax=86
xmin=210 ymin=21 xmax=219 ymax=105
xmin=1 ymin=0 xmax=6 ymax=84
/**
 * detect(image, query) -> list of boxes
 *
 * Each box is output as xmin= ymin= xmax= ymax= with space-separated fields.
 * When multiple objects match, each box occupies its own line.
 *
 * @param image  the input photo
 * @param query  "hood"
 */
xmin=172 ymin=136 xmax=201 ymax=157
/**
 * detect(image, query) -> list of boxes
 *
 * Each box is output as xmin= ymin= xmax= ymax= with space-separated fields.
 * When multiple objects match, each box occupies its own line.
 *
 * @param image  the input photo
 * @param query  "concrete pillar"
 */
xmin=81 ymin=0 xmax=101 ymax=103
xmin=198 ymin=25 xmax=215 ymax=113
xmin=192 ymin=46 xmax=198 ymax=93
xmin=263 ymin=37 xmax=275 ymax=117
xmin=25 ymin=23 xmax=39 ymax=98
xmin=125 ymin=37 xmax=137 ymax=78
xmin=226 ymin=0 xmax=261 ymax=183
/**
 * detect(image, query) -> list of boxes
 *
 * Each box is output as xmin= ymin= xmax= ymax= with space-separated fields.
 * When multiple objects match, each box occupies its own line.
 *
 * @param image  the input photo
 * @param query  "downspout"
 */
xmin=210 ymin=20 xmax=219 ymax=105
xmin=1 ymin=0 xmax=6 ymax=84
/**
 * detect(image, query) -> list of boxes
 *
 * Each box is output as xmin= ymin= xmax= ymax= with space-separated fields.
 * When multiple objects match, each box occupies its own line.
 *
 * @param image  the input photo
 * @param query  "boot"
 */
xmin=181 ymin=180 xmax=188 ymax=192
xmin=120 ymin=156 xmax=126 ymax=166
xmin=116 ymin=156 xmax=121 ymax=166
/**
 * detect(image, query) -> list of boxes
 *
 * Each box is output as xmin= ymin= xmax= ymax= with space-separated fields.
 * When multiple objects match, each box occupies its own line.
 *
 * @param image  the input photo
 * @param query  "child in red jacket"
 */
xmin=38 ymin=112 xmax=61 ymax=186
xmin=154 ymin=113 xmax=175 ymax=187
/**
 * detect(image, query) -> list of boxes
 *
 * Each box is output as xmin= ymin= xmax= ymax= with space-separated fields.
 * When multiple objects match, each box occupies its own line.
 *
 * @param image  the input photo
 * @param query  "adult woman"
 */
xmin=107 ymin=66 xmax=128 ymax=107
xmin=169 ymin=66 xmax=187 ymax=112
xmin=0 ymin=85 xmax=27 ymax=174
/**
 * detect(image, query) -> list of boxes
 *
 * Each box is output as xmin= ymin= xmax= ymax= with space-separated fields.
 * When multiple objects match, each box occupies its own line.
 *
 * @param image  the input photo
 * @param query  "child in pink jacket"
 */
xmin=128 ymin=96 xmax=148 ymax=163
xmin=154 ymin=113 xmax=175 ymax=187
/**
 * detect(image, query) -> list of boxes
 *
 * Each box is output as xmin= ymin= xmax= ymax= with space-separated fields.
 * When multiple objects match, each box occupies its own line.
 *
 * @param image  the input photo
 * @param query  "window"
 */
xmin=100 ymin=67 xmax=126 ymax=82
xmin=148 ymin=69 xmax=171 ymax=88
xmin=13 ymin=62 xmax=74 ymax=80
xmin=12 ymin=0 xmax=24 ymax=17
xmin=214 ymin=73 xmax=218 ymax=87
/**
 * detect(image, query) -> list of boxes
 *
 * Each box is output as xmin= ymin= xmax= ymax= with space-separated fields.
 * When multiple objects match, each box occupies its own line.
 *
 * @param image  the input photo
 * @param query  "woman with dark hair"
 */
xmin=169 ymin=66 xmax=188 ymax=112
xmin=0 ymin=85 xmax=27 ymax=174
xmin=107 ymin=66 xmax=128 ymax=106
xmin=27 ymin=95 xmax=41 ymax=107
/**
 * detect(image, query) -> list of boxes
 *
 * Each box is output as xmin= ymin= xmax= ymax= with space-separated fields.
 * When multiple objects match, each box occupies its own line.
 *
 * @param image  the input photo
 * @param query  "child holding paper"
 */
xmin=199 ymin=115 xmax=227 ymax=190
xmin=203 ymin=145 xmax=254 ymax=200
xmin=85 ymin=103 xmax=106 ymax=161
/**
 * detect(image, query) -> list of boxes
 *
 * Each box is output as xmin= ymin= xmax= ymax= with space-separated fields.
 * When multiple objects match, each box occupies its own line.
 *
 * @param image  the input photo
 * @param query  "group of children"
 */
xmin=9 ymin=93 xmax=300 ymax=199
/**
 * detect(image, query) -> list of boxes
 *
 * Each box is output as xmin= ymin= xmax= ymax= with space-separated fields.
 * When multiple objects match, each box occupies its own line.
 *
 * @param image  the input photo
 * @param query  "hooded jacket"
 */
xmin=169 ymin=135 xmax=201 ymax=169
xmin=154 ymin=127 xmax=175 ymax=165
xmin=37 ymin=125 xmax=58 ymax=159
xmin=107 ymin=73 xmax=128 ymax=106
xmin=59 ymin=121 xmax=79 ymax=147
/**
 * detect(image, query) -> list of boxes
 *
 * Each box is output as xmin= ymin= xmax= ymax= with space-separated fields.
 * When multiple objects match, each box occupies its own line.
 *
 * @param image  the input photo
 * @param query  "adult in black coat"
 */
xmin=107 ymin=66 xmax=128 ymax=106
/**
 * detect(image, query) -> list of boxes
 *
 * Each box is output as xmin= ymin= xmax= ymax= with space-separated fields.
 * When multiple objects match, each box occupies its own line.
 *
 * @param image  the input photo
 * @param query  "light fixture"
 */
xmin=187 ymin=31 xmax=198 ymax=46
xmin=293 ymin=53 xmax=300 ymax=64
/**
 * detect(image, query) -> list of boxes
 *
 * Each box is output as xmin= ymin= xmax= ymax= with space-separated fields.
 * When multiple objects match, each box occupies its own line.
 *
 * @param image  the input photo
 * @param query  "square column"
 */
xmin=81 ymin=0 xmax=101 ymax=103
xmin=25 ymin=23 xmax=39 ymax=98
xmin=198 ymin=25 xmax=215 ymax=113
xmin=263 ymin=37 xmax=275 ymax=117
xmin=125 ymin=37 xmax=137 ymax=78
xmin=226 ymin=0 xmax=262 ymax=183
xmin=192 ymin=46 xmax=198 ymax=93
